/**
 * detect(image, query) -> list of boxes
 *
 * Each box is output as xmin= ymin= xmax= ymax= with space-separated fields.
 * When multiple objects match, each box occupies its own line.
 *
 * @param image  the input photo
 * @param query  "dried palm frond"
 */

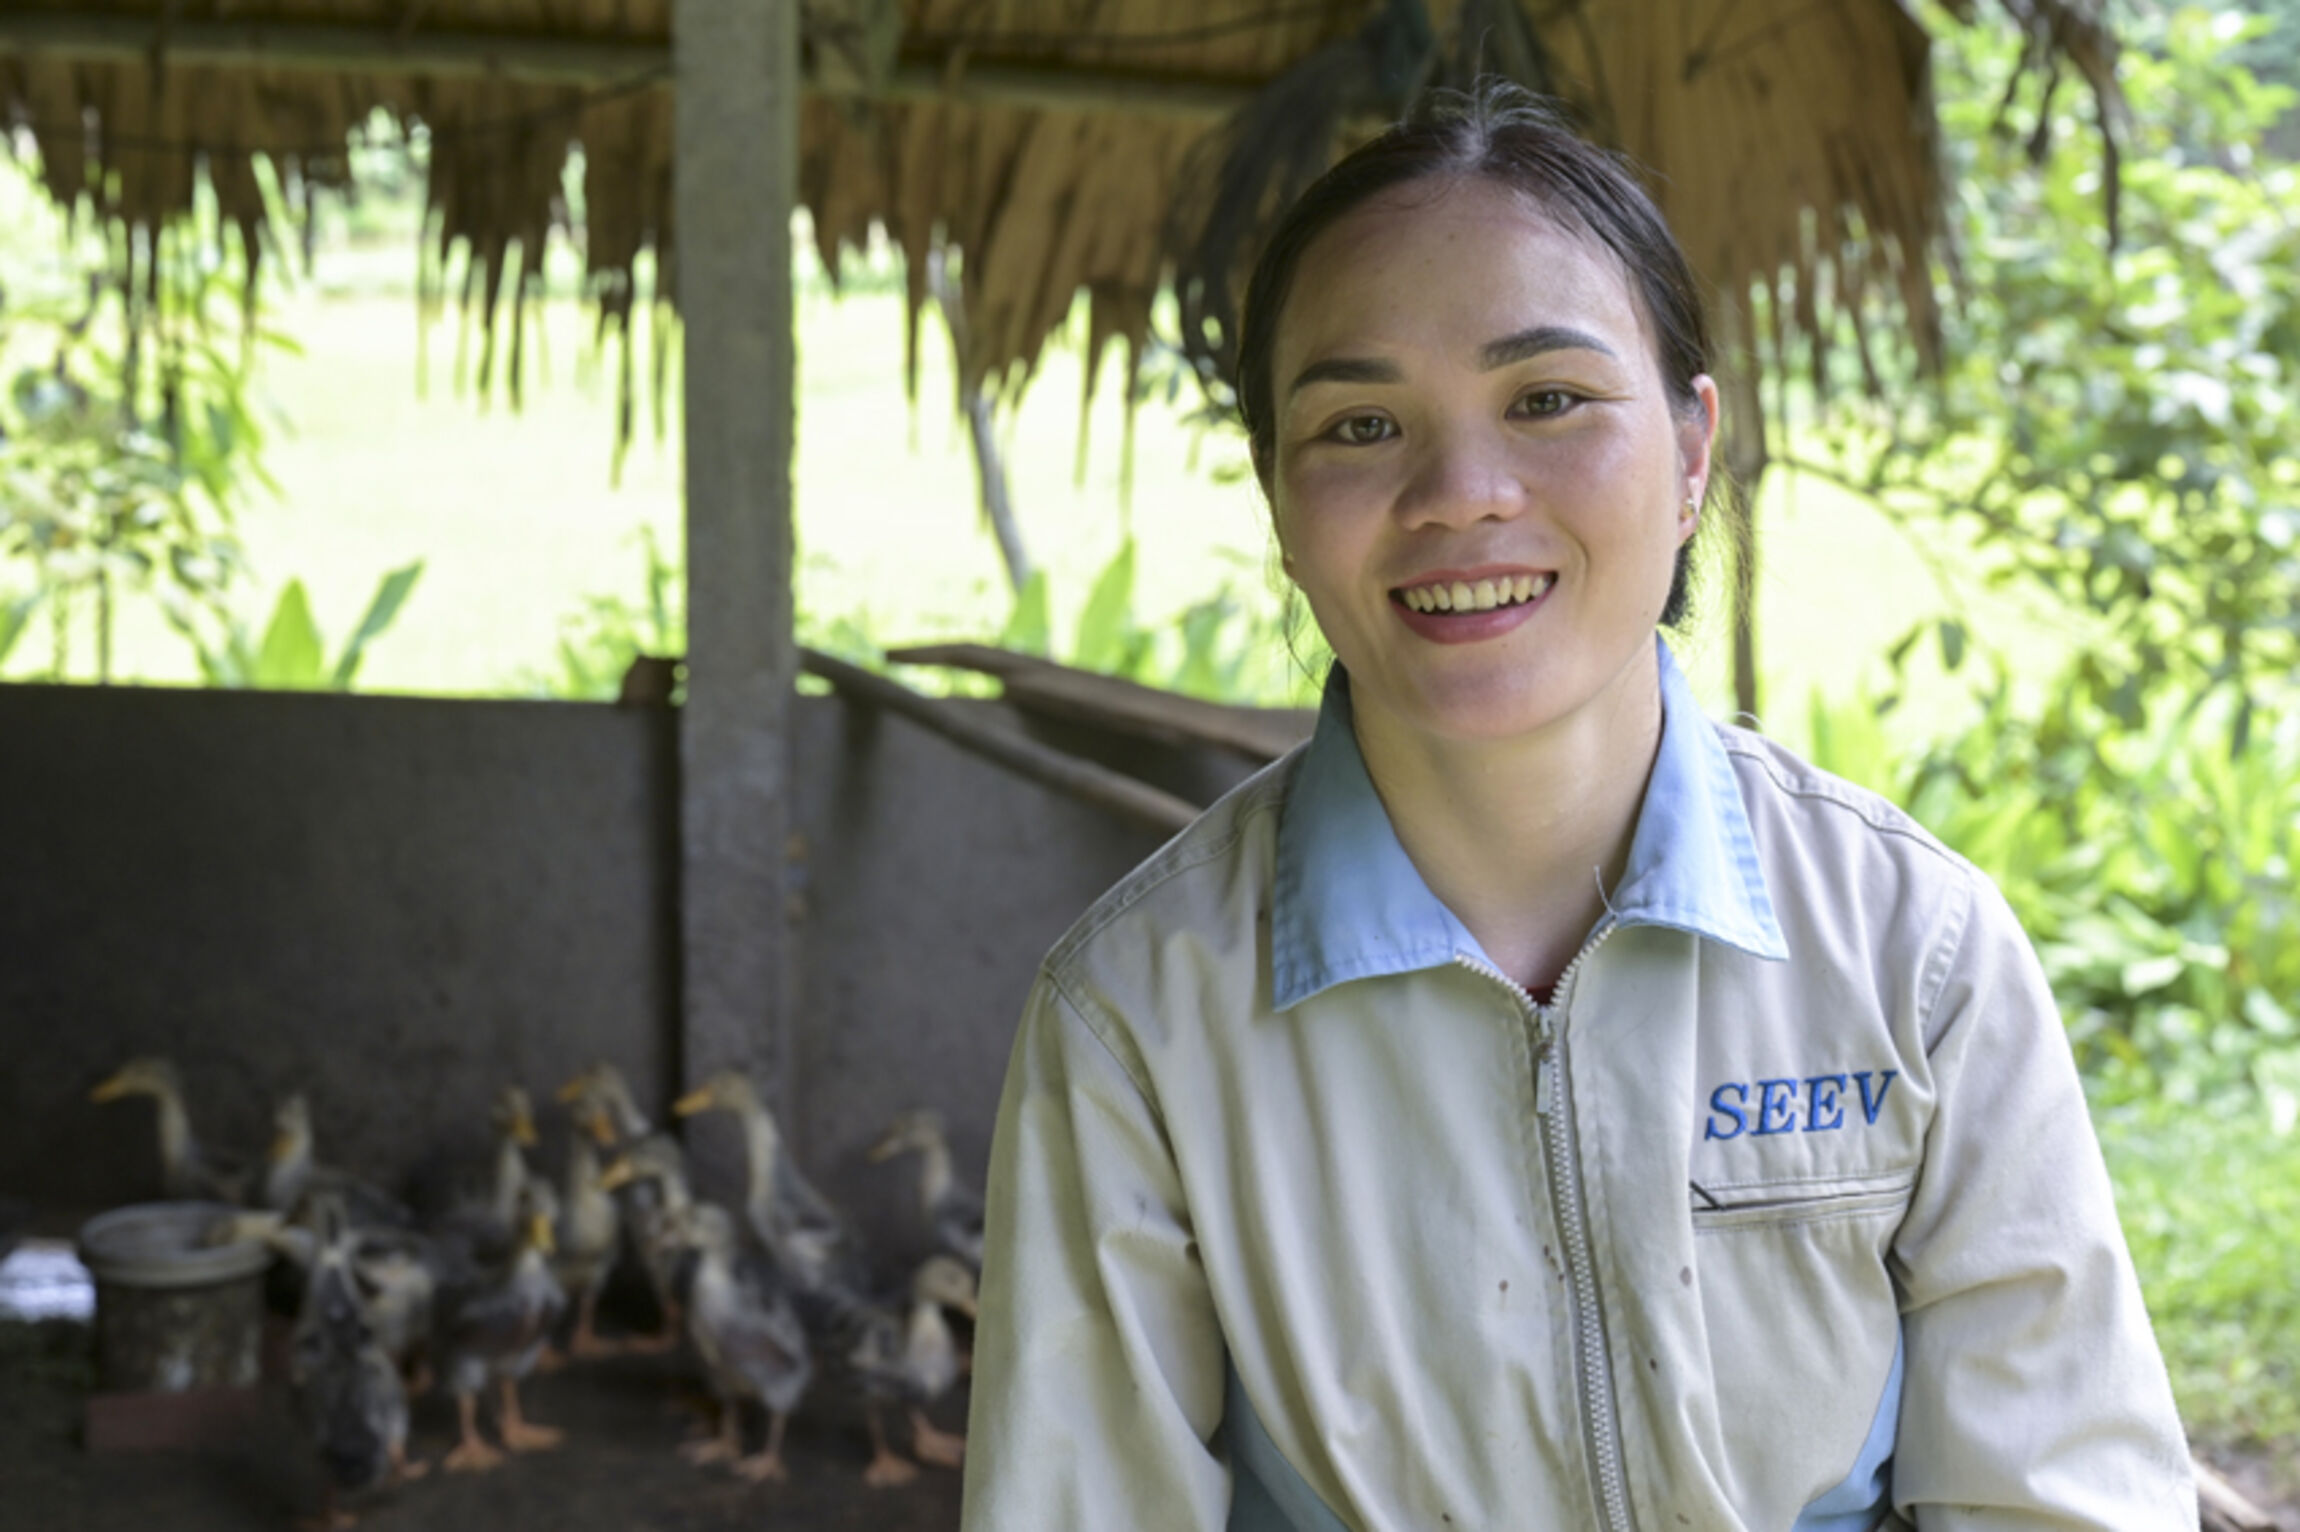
xmin=0 ymin=0 xmax=2123 ymax=459
xmin=1164 ymin=0 xmax=1436 ymax=397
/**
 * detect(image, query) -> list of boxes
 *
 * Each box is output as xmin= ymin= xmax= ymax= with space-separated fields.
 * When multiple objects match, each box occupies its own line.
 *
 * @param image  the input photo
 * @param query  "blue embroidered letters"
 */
xmin=1804 ymin=1074 xmax=1849 ymax=1132
xmin=1853 ymin=1069 xmax=1898 ymax=1125
xmin=1703 ymin=1083 xmax=1750 ymax=1140
xmin=1753 ymin=1079 xmax=1801 ymax=1136
xmin=1702 ymin=1069 xmax=1898 ymax=1137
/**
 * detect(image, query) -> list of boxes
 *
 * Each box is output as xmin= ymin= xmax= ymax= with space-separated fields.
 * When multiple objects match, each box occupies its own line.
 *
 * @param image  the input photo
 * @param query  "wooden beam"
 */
xmin=676 ymin=0 xmax=799 ymax=1130
xmin=801 ymin=649 xmax=1202 ymax=837
xmin=0 ymin=14 xmax=667 ymax=88
xmin=887 ymin=641 xmax=1314 ymax=763
xmin=0 ymin=14 xmax=1256 ymax=120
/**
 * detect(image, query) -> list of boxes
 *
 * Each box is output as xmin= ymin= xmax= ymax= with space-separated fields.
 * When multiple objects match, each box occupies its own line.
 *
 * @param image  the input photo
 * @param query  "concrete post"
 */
xmin=674 ymin=0 xmax=799 ymax=1138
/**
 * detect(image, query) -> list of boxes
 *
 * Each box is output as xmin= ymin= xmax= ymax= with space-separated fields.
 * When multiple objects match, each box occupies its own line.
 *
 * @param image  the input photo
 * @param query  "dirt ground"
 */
xmin=2199 ymin=1439 xmax=2300 ymax=1532
xmin=1 ymin=1318 xmax=964 ymax=1531
xmin=11 ymin=1311 xmax=2297 ymax=1530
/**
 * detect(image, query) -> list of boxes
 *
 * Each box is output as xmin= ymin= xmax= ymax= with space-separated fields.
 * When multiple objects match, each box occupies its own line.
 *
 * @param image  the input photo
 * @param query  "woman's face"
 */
xmin=1267 ymin=176 xmax=1716 ymax=747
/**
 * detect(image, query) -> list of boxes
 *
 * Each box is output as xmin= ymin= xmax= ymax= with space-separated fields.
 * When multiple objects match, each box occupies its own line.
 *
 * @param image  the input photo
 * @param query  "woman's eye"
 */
xmin=1514 ymin=389 xmax=1578 ymax=419
xmin=1328 ymin=414 xmax=1396 ymax=445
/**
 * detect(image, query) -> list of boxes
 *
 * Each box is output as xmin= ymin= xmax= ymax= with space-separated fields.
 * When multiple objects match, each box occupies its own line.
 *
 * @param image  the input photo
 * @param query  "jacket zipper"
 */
xmin=1455 ymin=923 xmax=1635 ymax=1532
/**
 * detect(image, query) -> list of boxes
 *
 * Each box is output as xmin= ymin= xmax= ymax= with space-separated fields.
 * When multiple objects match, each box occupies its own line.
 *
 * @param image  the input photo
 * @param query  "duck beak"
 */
xmin=528 ymin=1211 xmax=556 ymax=1255
xmin=553 ymin=1076 xmax=588 ymax=1104
xmin=89 ymin=1073 xmax=131 ymax=1103
xmin=864 ymin=1132 xmax=904 ymax=1163
xmin=671 ymin=1086 xmax=715 ymax=1118
xmin=598 ymin=1158 xmax=635 ymax=1191
xmin=955 ymin=1294 xmax=979 ymax=1321
xmin=267 ymin=1130 xmax=295 ymax=1163
xmin=511 ymin=1110 xmax=539 ymax=1149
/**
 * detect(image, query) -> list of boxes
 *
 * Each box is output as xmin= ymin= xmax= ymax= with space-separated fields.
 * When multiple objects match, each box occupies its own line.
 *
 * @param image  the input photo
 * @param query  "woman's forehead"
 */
xmin=1277 ymin=176 xmax=1648 ymax=368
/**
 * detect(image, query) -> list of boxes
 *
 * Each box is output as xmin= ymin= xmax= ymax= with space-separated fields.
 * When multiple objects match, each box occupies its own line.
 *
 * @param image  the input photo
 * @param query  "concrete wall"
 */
xmin=0 ymin=682 xmax=1260 ymax=1263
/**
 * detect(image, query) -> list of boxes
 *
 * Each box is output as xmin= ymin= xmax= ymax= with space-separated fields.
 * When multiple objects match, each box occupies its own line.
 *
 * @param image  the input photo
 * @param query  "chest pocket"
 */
xmin=1690 ymin=1164 xmax=1918 ymax=1234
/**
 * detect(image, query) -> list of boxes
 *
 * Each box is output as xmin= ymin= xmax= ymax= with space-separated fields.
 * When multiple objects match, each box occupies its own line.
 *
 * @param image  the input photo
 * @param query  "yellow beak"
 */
xmin=89 ymin=1075 xmax=131 ymax=1104
xmin=511 ymin=1111 xmax=539 ymax=1149
xmin=598 ymin=1158 xmax=635 ymax=1191
xmin=553 ymin=1076 xmax=588 ymax=1104
xmin=671 ymin=1086 xmax=715 ymax=1118
xmin=528 ymin=1211 xmax=557 ymax=1255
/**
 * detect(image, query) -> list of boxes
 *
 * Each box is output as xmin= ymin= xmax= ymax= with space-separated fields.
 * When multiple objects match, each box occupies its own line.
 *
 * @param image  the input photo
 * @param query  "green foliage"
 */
xmin=1800 ymin=8 xmax=2300 ymax=745
xmin=526 ymin=531 xmax=1323 ymax=708
xmin=996 ymin=569 xmax=1053 ymax=659
xmin=0 ymin=589 xmax=34 ymax=665
xmin=1787 ymin=11 xmax=2300 ymax=1127
xmin=1806 ymin=655 xmax=2300 ymax=1116
xmin=514 ymin=528 xmax=684 ymax=701
xmin=169 ymin=563 xmax=425 ymax=690
xmin=0 ymin=151 xmax=289 ymax=681
xmin=2098 ymin=1096 xmax=2300 ymax=1442
xmin=1072 ymin=540 xmax=1153 ymax=676
xmin=1025 ymin=539 xmax=1326 ymax=706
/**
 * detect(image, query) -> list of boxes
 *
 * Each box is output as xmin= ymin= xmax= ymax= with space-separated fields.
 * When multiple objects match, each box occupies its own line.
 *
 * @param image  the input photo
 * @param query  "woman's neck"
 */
xmin=1352 ymin=646 xmax=1665 ymax=994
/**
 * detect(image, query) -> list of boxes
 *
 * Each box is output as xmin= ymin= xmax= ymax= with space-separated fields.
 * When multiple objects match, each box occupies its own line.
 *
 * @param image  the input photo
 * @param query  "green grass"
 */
xmin=2099 ymin=1097 xmax=2300 ymax=1448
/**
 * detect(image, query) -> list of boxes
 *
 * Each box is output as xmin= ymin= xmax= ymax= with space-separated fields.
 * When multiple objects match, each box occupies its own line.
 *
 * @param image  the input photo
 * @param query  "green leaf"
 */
xmin=1937 ymin=618 xmax=1967 ymax=672
xmin=2120 ymin=954 xmax=2186 ymax=998
xmin=0 ymin=591 xmax=36 ymax=666
xmin=998 ymin=571 xmax=1051 ymax=658
xmin=329 ymin=561 xmax=425 ymax=690
xmin=2255 ymin=1048 xmax=2300 ymax=1137
xmin=252 ymin=580 xmax=326 ymax=689
xmin=1072 ymin=539 xmax=1137 ymax=673
xmin=2246 ymin=991 xmax=2298 ymax=1041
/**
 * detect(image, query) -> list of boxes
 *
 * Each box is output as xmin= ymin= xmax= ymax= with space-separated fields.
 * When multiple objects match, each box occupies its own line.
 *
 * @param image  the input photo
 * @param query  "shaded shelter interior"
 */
xmin=0 ymin=682 xmax=1255 ymax=1260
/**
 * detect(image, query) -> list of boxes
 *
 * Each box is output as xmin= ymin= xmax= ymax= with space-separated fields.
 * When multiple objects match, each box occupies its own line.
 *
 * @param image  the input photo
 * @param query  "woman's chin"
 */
xmin=1379 ymin=668 xmax=1584 ymax=746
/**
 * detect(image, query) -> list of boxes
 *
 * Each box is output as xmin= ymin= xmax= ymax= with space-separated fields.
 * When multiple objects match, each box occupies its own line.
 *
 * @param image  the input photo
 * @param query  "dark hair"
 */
xmin=1234 ymin=81 xmax=1719 ymax=627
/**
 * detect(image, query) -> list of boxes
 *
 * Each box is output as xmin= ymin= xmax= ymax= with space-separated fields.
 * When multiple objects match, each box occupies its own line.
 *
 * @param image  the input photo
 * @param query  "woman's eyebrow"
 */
xmin=1287 ymin=325 xmax=1618 ymax=399
xmin=1480 ymin=325 xmax=1617 ymax=369
xmin=1287 ymin=356 xmax=1401 ymax=397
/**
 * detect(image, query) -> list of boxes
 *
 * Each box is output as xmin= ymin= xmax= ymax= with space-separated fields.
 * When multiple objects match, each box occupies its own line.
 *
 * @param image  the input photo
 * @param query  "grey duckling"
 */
xmin=431 ymin=1181 xmax=566 ymax=1472
xmin=289 ymin=1195 xmax=427 ymax=1526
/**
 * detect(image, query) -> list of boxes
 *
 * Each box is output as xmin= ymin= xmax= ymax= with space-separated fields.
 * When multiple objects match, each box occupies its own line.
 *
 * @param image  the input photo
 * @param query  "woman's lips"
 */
xmin=1387 ymin=568 xmax=1555 ymax=645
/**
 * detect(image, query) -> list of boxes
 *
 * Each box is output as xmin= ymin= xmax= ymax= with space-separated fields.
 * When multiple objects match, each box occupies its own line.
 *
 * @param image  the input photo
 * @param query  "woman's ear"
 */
xmin=1678 ymin=374 xmax=1722 ymax=537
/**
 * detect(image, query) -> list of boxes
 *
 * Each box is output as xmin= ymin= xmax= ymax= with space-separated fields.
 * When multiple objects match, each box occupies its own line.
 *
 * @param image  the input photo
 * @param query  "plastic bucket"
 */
xmin=78 ymin=1202 xmax=271 ymax=1393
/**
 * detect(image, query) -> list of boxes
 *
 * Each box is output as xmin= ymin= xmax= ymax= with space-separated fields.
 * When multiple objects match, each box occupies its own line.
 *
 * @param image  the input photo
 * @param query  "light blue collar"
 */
xmin=1270 ymin=638 xmax=1788 ymax=1011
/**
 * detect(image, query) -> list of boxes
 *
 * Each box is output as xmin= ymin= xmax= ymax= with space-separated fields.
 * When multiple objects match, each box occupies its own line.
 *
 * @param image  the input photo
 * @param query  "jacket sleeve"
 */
xmin=1889 ymin=871 xmax=2197 ymax=1529
xmin=960 ymin=968 xmax=1231 ymax=1532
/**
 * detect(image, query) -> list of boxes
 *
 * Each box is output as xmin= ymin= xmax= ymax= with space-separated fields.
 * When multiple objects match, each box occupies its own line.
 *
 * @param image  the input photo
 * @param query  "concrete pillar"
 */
xmin=674 ymin=0 xmax=799 ymax=1132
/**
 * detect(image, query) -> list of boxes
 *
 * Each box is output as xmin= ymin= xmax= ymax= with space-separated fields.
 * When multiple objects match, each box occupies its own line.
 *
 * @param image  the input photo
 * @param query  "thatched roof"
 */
xmin=0 ymin=0 xmax=2118 ymax=436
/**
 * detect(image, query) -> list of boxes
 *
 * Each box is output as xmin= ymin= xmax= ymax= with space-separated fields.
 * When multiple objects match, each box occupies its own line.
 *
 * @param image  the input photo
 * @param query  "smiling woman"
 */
xmin=963 ymin=82 xmax=2195 ymax=1532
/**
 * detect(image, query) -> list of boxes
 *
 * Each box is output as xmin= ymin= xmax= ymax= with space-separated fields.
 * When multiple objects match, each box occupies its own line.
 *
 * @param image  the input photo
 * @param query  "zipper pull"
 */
xmin=1535 ymin=1047 xmax=1556 ymax=1117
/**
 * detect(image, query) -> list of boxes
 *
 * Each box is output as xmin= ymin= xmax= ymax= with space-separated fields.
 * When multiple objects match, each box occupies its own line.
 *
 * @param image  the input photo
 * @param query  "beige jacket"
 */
xmin=963 ymin=642 xmax=2194 ymax=1531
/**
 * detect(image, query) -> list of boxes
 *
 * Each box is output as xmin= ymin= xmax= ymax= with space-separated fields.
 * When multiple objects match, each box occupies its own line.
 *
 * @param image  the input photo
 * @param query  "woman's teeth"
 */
xmin=1397 ymin=573 xmax=1555 ymax=614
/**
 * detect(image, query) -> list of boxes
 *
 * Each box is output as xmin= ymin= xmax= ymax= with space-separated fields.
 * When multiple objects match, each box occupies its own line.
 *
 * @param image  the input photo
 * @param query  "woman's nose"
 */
xmin=1393 ymin=422 xmax=1527 ymax=530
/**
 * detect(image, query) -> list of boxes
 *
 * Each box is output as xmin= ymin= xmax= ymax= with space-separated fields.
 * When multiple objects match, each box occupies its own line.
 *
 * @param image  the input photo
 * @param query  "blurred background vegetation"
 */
xmin=2 ymin=0 xmax=2296 ymax=1466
